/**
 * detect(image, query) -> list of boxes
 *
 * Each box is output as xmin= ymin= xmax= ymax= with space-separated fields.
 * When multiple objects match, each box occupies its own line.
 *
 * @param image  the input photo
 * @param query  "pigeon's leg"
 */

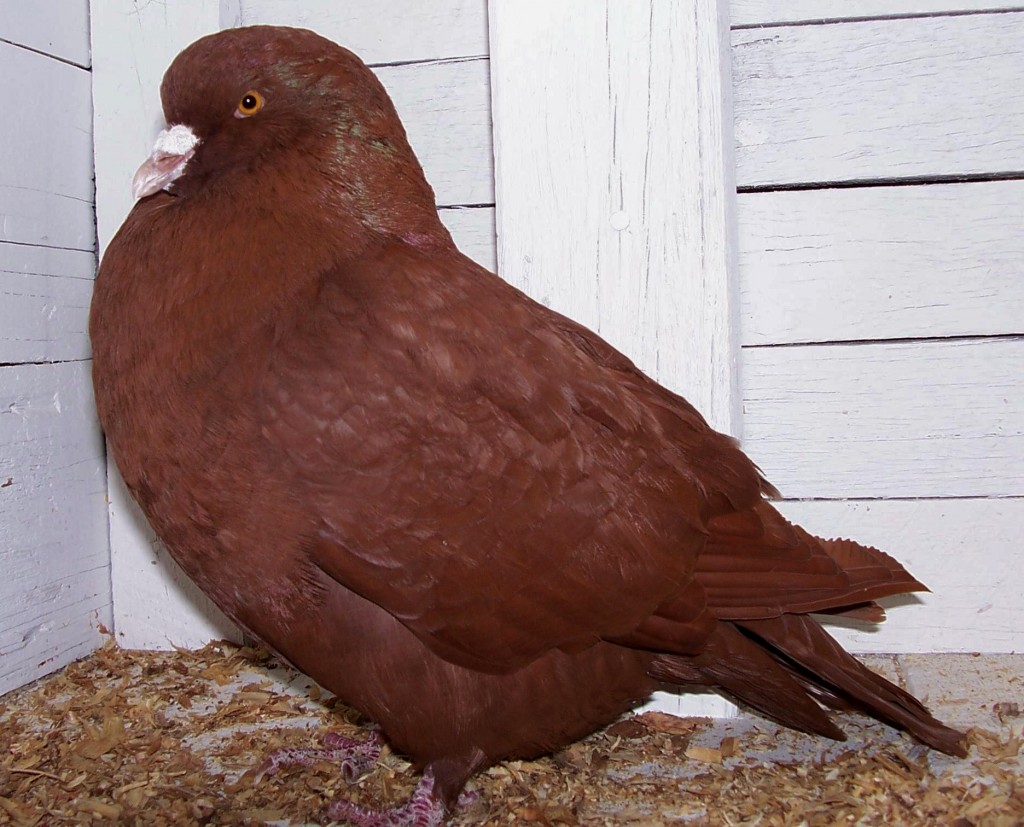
xmin=326 ymin=750 xmax=486 ymax=827
xmin=255 ymin=729 xmax=383 ymax=783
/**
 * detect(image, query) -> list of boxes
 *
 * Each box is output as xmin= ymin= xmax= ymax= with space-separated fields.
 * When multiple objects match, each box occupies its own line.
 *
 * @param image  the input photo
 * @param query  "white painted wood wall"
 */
xmin=6 ymin=0 xmax=1017 ymax=697
xmin=0 ymin=1 xmax=110 ymax=696
xmin=730 ymin=4 xmax=1024 ymax=656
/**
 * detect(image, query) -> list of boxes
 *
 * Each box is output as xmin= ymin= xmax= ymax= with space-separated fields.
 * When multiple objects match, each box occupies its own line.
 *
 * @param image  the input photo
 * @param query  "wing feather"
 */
xmin=258 ymin=241 xmax=765 ymax=670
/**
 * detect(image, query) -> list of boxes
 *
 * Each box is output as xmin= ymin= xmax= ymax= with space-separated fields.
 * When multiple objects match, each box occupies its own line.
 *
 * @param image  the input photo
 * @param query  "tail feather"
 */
xmin=697 ymin=503 xmax=927 ymax=619
xmin=739 ymin=615 xmax=968 ymax=757
xmin=649 ymin=622 xmax=846 ymax=741
xmin=639 ymin=501 xmax=967 ymax=757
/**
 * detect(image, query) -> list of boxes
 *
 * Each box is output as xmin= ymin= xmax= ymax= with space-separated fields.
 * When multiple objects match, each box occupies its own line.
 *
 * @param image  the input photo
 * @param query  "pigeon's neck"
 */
xmin=322 ymin=122 xmax=453 ymax=250
xmin=349 ymin=183 xmax=452 ymax=250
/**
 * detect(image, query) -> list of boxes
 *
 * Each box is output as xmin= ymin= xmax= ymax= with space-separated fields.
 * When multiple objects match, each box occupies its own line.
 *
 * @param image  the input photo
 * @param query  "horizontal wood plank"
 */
xmin=232 ymin=0 xmax=488 ymax=64
xmin=0 ymin=362 xmax=111 ymax=695
xmin=0 ymin=41 xmax=94 ymax=251
xmin=733 ymin=13 xmax=1024 ymax=187
xmin=440 ymin=206 xmax=497 ymax=272
xmin=738 ymin=180 xmax=1024 ymax=345
xmin=731 ymin=1 xmax=1024 ymax=27
xmin=0 ymin=0 xmax=91 ymax=66
xmin=376 ymin=58 xmax=494 ymax=207
xmin=778 ymin=498 xmax=1024 ymax=653
xmin=742 ymin=338 xmax=1023 ymax=498
xmin=0 ymin=242 xmax=96 ymax=363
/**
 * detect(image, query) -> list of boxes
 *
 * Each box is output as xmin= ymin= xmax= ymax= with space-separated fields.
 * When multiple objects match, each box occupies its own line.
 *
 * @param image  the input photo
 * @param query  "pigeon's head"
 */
xmin=132 ymin=26 xmax=440 ymax=232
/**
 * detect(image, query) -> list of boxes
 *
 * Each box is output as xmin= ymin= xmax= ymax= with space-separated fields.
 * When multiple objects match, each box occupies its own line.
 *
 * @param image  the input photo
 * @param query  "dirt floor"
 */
xmin=0 ymin=641 xmax=1020 ymax=825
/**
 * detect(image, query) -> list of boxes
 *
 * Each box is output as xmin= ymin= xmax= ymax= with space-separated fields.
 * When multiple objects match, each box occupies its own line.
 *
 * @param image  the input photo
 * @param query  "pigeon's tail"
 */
xmin=648 ymin=621 xmax=847 ymax=741
xmin=649 ymin=613 xmax=966 ymax=757
xmin=737 ymin=613 xmax=968 ymax=756
xmin=645 ymin=502 xmax=968 ymax=757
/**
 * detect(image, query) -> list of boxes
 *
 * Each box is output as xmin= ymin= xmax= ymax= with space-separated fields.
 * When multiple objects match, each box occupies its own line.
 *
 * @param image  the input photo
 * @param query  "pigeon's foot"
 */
xmin=255 ymin=729 xmax=382 ymax=784
xmin=326 ymin=768 xmax=448 ymax=827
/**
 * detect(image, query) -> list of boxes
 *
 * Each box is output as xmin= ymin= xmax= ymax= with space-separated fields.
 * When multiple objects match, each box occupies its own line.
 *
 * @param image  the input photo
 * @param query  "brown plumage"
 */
xmin=90 ymin=25 xmax=966 ymax=824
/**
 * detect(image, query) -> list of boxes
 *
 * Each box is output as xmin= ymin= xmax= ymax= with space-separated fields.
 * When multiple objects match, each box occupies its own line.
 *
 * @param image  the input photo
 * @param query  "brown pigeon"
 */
xmin=90 ymin=25 xmax=966 ymax=826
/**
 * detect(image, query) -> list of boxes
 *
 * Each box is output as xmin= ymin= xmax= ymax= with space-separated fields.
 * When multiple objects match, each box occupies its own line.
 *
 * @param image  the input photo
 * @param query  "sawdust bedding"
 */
xmin=1 ymin=641 xmax=1021 ymax=825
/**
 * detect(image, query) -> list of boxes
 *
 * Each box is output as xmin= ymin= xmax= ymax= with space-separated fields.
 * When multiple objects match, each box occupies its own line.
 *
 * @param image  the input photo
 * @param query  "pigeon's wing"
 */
xmin=257 ymin=240 xmax=765 ymax=672
xmin=542 ymin=317 xmax=927 ymax=620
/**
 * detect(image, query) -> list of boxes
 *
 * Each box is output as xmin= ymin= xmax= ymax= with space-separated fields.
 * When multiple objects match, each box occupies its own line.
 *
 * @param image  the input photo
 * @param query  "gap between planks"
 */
xmin=0 ymin=36 xmax=90 ymax=71
xmin=368 ymin=54 xmax=488 ymax=70
xmin=744 ymin=333 xmax=1024 ymax=350
xmin=775 ymin=494 xmax=1024 ymax=503
xmin=732 ymin=6 xmax=1024 ymax=31
xmin=738 ymin=169 xmax=1024 ymax=193
xmin=0 ymin=238 xmax=95 ymax=255
xmin=0 ymin=358 xmax=92 ymax=368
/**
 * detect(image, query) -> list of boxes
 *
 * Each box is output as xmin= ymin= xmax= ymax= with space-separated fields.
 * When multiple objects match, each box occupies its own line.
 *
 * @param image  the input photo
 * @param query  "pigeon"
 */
xmin=90 ymin=25 xmax=967 ymax=826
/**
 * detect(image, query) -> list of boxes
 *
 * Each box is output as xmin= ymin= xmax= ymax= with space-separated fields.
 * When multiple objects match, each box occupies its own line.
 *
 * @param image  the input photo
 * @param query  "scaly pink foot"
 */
xmin=255 ymin=729 xmax=382 ymax=784
xmin=326 ymin=767 xmax=448 ymax=827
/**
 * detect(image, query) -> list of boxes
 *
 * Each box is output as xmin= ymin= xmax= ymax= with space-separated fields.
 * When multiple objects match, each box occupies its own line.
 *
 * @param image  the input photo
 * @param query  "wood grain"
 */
xmin=738 ymin=180 xmax=1024 ymax=345
xmin=232 ymin=0 xmax=488 ymax=64
xmin=0 ymin=0 xmax=91 ymax=66
xmin=0 ymin=242 xmax=95 ymax=363
xmin=0 ymin=8 xmax=105 ymax=696
xmin=0 ymin=362 xmax=111 ymax=695
xmin=0 ymin=41 xmax=94 ymax=251
xmin=731 ymin=1 xmax=1024 ymax=27
xmin=779 ymin=498 xmax=1024 ymax=653
xmin=732 ymin=13 xmax=1024 ymax=187
xmin=742 ymin=338 xmax=1023 ymax=499
xmin=491 ymin=0 xmax=741 ymax=434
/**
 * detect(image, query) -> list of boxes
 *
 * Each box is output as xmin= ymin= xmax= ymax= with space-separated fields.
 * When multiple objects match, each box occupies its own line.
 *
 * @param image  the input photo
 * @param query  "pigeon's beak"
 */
xmin=131 ymin=124 xmax=201 ymax=200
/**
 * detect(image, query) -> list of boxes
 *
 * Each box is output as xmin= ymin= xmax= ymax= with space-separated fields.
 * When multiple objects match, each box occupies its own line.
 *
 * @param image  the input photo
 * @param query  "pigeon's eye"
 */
xmin=235 ymin=90 xmax=265 ymax=118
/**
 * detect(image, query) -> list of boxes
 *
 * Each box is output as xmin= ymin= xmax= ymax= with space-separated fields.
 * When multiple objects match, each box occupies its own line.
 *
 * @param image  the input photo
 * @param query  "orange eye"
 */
xmin=235 ymin=90 xmax=264 ymax=118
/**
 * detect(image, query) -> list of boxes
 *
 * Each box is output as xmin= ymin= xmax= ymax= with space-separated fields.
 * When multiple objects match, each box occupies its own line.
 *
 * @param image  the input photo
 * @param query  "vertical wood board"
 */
xmin=0 ymin=41 xmax=94 ymax=251
xmin=731 ymin=1 xmax=1024 ymax=27
xmin=743 ymin=338 xmax=1024 ymax=499
xmin=490 ymin=0 xmax=741 ymax=434
xmin=0 ymin=0 xmax=91 ymax=66
xmin=0 ymin=361 xmax=111 ymax=695
xmin=0 ymin=242 xmax=96 ymax=363
xmin=732 ymin=13 xmax=1024 ymax=187
xmin=738 ymin=180 xmax=1024 ymax=345
xmin=233 ymin=0 xmax=488 ymax=64
xmin=778 ymin=498 xmax=1024 ymax=653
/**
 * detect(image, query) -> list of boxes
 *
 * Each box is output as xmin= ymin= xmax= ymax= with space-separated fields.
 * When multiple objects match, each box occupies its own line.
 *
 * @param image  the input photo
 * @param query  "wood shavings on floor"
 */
xmin=0 ymin=642 xmax=1020 ymax=825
